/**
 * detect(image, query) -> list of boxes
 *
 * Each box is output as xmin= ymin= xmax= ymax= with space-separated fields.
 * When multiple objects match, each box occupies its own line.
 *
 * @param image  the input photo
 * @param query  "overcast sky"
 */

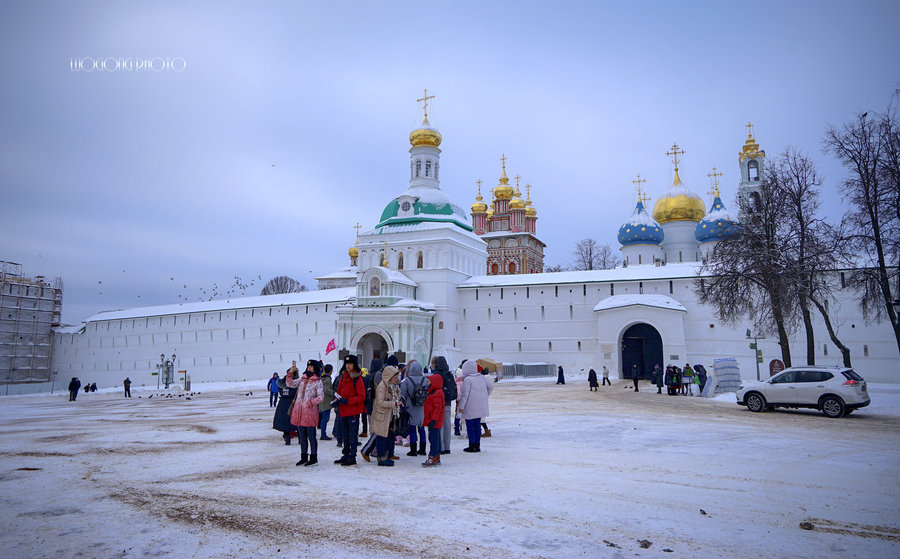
xmin=1 ymin=1 xmax=898 ymax=325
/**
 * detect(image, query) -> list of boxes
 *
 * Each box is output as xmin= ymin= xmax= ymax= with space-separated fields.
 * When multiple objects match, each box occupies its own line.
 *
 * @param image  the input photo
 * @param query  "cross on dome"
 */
xmin=745 ymin=121 xmax=754 ymax=138
xmin=417 ymin=88 xmax=436 ymax=120
xmin=354 ymin=221 xmax=361 ymax=243
xmin=666 ymin=143 xmax=686 ymax=168
xmin=707 ymin=167 xmax=723 ymax=198
xmin=632 ymin=173 xmax=647 ymax=202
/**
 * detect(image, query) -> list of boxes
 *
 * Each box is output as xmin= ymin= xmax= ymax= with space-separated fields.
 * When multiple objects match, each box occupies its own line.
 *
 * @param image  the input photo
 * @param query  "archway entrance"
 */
xmin=621 ymin=323 xmax=663 ymax=379
xmin=357 ymin=332 xmax=389 ymax=371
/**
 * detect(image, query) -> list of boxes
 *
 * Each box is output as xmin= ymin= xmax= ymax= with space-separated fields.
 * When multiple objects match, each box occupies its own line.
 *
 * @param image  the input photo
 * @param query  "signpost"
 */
xmin=769 ymin=359 xmax=785 ymax=377
xmin=746 ymin=329 xmax=765 ymax=381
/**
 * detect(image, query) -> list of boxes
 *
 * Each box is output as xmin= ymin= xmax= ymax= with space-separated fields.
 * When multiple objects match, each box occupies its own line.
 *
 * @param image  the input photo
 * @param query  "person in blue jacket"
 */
xmin=267 ymin=372 xmax=280 ymax=407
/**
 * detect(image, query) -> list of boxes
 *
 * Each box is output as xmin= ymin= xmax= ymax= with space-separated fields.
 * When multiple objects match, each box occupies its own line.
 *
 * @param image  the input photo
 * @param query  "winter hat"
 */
xmin=461 ymin=360 xmax=478 ymax=377
xmin=382 ymin=365 xmax=399 ymax=383
xmin=305 ymin=360 xmax=322 ymax=375
xmin=370 ymin=358 xmax=383 ymax=374
xmin=343 ymin=354 xmax=359 ymax=370
xmin=385 ymin=355 xmax=399 ymax=367
xmin=406 ymin=360 xmax=423 ymax=378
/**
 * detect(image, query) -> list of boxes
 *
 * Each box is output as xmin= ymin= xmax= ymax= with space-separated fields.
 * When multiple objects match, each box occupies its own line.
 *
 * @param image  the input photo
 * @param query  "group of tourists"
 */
xmin=67 ymin=377 xmax=100 ymax=400
xmin=651 ymin=363 xmax=708 ymax=395
xmin=586 ymin=365 xmax=610 ymax=390
xmin=272 ymin=354 xmax=493 ymax=468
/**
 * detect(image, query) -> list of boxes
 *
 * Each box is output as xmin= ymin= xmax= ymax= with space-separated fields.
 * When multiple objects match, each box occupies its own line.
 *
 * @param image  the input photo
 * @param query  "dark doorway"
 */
xmin=621 ymin=323 xmax=663 ymax=379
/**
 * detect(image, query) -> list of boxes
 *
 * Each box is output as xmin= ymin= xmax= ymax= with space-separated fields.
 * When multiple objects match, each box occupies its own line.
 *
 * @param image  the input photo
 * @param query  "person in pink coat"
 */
xmin=287 ymin=360 xmax=324 ymax=466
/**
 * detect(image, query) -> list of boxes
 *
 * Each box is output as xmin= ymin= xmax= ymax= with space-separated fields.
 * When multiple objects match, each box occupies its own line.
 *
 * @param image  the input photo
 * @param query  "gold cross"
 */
xmin=632 ymin=173 xmax=647 ymax=202
xmin=476 ymin=178 xmax=483 ymax=197
xmin=666 ymin=143 xmax=686 ymax=167
xmin=500 ymin=154 xmax=507 ymax=171
xmin=514 ymin=174 xmax=521 ymax=193
xmin=745 ymin=121 xmax=754 ymax=137
xmin=707 ymin=167 xmax=723 ymax=198
xmin=354 ymin=222 xmax=361 ymax=243
xmin=417 ymin=88 xmax=436 ymax=119
xmin=525 ymin=183 xmax=532 ymax=201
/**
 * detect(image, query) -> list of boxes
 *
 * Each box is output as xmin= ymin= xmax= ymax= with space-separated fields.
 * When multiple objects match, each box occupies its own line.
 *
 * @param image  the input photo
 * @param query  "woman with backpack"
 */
xmin=286 ymin=360 xmax=324 ymax=466
xmin=401 ymin=360 xmax=430 ymax=457
xmin=458 ymin=359 xmax=493 ymax=453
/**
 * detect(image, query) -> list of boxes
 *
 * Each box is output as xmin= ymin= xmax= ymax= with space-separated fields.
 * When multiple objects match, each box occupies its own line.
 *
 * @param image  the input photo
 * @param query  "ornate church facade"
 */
xmin=41 ymin=102 xmax=897 ymax=394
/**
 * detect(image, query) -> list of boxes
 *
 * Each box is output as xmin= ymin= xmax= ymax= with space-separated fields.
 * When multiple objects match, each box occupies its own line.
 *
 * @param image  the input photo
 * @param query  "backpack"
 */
xmin=409 ymin=377 xmax=428 ymax=406
xmin=364 ymin=374 xmax=376 ymax=406
xmin=441 ymin=371 xmax=457 ymax=402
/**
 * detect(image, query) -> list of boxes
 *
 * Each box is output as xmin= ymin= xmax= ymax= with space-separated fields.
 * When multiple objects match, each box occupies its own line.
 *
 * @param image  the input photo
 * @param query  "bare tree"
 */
xmin=260 ymin=275 xmax=306 ymax=295
xmin=824 ymin=102 xmax=900 ymax=355
xmin=571 ymin=239 xmax=620 ymax=271
xmin=544 ymin=263 xmax=567 ymax=272
xmin=698 ymin=176 xmax=799 ymax=366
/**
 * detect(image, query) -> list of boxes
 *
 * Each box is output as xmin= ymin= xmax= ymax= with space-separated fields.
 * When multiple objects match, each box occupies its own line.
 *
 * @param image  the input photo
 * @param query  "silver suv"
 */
xmin=736 ymin=367 xmax=870 ymax=418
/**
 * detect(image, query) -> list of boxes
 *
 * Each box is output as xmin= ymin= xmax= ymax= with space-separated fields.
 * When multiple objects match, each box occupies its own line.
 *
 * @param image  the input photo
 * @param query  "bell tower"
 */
xmin=737 ymin=122 xmax=765 ymax=224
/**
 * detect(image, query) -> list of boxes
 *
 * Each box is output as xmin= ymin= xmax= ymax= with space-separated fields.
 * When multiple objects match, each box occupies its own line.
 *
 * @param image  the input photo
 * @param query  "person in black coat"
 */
xmin=695 ymin=364 xmax=708 ymax=394
xmin=123 ymin=377 xmax=132 ymax=398
xmin=272 ymin=374 xmax=298 ymax=445
xmin=588 ymin=369 xmax=598 ymax=391
xmin=68 ymin=377 xmax=81 ymax=401
xmin=556 ymin=366 xmax=566 ymax=385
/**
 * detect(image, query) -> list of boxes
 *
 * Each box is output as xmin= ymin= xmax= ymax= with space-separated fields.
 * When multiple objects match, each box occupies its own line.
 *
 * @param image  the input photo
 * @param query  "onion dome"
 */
xmin=618 ymin=200 xmax=664 ymax=246
xmin=525 ymin=183 xmax=537 ymax=216
xmin=493 ymin=156 xmax=514 ymax=200
xmin=509 ymin=184 xmax=525 ymax=210
xmin=486 ymin=208 xmax=494 ymax=218
xmin=652 ymin=167 xmax=706 ymax=223
xmin=409 ymin=115 xmax=442 ymax=148
xmin=348 ymin=246 xmax=359 ymax=258
xmin=471 ymin=180 xmax=488 ymax=213
xmin=696 ymin=191 xmax=739 ymax=242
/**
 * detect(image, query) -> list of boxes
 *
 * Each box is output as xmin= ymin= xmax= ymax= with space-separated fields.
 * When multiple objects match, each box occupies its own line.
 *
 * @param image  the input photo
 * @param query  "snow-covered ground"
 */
xmin=1 ymin=377 xmax=898 ymax=558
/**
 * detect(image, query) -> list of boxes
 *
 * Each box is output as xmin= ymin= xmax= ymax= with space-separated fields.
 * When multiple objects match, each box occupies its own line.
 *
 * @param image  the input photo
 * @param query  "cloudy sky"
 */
xmin=1 ymin=1 xmax=898 ymax=325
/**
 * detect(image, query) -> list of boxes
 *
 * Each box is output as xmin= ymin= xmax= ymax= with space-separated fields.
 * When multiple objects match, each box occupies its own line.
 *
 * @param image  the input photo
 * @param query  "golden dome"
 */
xmin=486 ymin=208 xmax=494 ymax=218
xmin=471 ymin=180 xmax=488 ymax=213
xmin=509 ymin=182 xmax=525 ymax=210
xmin=348 ymin=246 xmax=359 ymax=258
xmin=525 ymin=183 xmax=537 ymax=216
xmin=652 ymin=168 xmax=706 ymax=223
xmin=409 ymin=115 xmax=442 ymax=148
xmin=493 ymin=156 xmax=514 ymax=199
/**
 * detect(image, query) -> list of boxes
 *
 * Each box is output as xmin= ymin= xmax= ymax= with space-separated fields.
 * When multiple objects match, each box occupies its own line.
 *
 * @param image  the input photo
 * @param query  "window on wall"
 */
xmin=863 ymin=344 xmax=869 ymax=357
xmin=425 ymin=161 xmax=432 ymax=177
xmin=610 ymin=284 xmax=614 ymax=296
xmin=748 ymin=160 xmax=760 ymax=181
xmin=669 ymin=280 xmax=674 ymax=294
xmin=491 ymin=263 xmax=499 ymax=274
xmin=639 ymin=282 xmax=643 ymax=294
xmin=415 ymin=160 xmax=421 ymax=177
xmin=434 ymin=162 xmax=439 ymax=179
xmin=508 ymin=262 xmax=516 ymax=274
xmin=397 ymin=253 xmax=404 ymax=270
xmin=417 ymin=251 xmax=423 ymax=269
xmin=840 ymin=272 xmax=846 ymax=288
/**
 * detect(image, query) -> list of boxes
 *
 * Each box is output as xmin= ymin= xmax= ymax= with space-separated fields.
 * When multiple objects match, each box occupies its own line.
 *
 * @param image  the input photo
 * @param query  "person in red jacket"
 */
xmin=334 ymin=354 xmax=366 ymax=466
xmin=422 ymin=372 xmax=445 ymax=467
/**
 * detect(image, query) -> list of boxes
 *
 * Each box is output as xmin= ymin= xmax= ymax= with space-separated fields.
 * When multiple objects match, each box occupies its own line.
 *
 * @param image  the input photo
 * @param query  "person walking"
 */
xmin=422 ymin=371 xmax=445 ymax=467
xmin=631 ymin=364 xmax=640 ymax=392
xmin=334 ymin=355 xmax=366 ymax=466
xmin=652 ymin=364 xmax=664 ymax=394
xmin=588 ymin=369 xmax=599 ymax=391
xmin=267 ymin=372 xmax=279 ymax=407
xmin=695 ymin=364 xmax=708 ymax=394
xmin=361 ymin=359 xmax=382 ymax=438
xmin=401 ymin=360 xmax=429 ymax=457
xmin=674 ymin=366 xmax=683 ymax=395
xmin=68 ymin=377 xmax=81 ymax=401
xmin=458 ymin=360 xmax=493 ymax=453
xmin=273 ymin=368 xmax=298 ymax=445
xmin=601 ymin=365 xmax=611 ymax=386
xmin=319 ymin=364 xmax=334 ymax=440
xmin=371 ymin=364 xmax=402 ymax=467
xmin=682 ymin=364 xmax=695 ymax=396
xmin=431 ymin=356 xmax=456 ymax=455
xmin=287 ymin=360 xmax=324 ymax=466
xmin=556 ymin=365 xmax=566 ymax=385
xmin=123 ymin=377 xmax=131 ymax=398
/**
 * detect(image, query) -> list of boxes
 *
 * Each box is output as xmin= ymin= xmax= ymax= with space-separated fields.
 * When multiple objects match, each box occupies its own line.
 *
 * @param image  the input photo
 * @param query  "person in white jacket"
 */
xmin=457 ymin=360 xmax=493 ymax=453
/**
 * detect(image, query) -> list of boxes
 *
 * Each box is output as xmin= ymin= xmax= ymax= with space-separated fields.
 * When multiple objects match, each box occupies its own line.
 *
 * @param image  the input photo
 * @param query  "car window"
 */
xmin=795 ymin=371 xmax=815 ymax=382
xmin=842 ymin=370 xmax=863 ymax=381
xmin=771 ymin=371 xmax=798 ymax=383
xmin=819 ymin=372 xmax=834 ymax=382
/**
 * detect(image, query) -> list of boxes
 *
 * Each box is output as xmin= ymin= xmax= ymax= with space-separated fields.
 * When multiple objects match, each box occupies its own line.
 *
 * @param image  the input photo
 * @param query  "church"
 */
xmin=45 ymin=99 xmax=897 ymax=393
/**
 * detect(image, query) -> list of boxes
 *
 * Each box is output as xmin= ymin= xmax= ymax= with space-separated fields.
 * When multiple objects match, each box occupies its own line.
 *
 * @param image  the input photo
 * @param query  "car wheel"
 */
xmin=745 ymin=392 xmax=766 ymax=413
xmin=820 ymin=396 xmax=845 ymax=418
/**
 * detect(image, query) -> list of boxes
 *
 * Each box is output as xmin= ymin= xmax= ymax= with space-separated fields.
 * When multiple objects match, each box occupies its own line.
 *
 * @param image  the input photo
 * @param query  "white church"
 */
xmin=46 ymin=102 xmax=898 ymax=392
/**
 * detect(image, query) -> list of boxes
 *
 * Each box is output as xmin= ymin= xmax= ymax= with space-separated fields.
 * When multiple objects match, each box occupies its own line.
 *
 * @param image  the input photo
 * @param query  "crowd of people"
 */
xmin=272 ymin=354 xmax=494 ymax=467
xmin=583 ymin=363 xmax=709 ymax=396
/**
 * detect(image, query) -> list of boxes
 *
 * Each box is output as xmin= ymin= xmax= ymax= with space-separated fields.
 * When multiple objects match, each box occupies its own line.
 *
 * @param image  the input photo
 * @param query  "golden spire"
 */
xmin=471 ymin=179 xmax=488 ymax=213
xmin=525 ymin=183 xmax=537 ymax=216
xmin=707 ymin=167 xmax=723 ymax=198
xmin=745 ymin=121 xmax=754 ymax=138
xmin=354 ymin=222 xmax=361 ymax=243
xmin=417 ymin=88 xmax=436 ymax=121
xmin=381 ymin=240 xmax=388 ymax=267
xmin=499 ymin=154 xmax=509 ymax=184
xmin=632 ymin=173 xmax=647 ymax=203
xmin=477 ymin=179 xmax=483 ymax=199
xmin=349 ymin=222 xmax=360 ymax=259
xmin=510 ymin=174 xmax=525 ymax=210
xmin=493 ymin=154 xmax=514 ymax=199
xmin=666 ymin=143 xmax=686 ymax=186
xmin=740 ymin=121 xmax=762 ymax=161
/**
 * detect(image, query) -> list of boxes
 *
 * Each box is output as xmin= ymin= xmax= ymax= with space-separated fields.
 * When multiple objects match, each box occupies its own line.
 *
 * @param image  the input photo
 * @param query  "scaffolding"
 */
xmin=0 ymin=261 xmax=63 ymax=387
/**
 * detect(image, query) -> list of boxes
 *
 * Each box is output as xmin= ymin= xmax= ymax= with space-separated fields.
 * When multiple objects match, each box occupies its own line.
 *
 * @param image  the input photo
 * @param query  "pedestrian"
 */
xmin=695 ymin=364 xmax=708 ymax=394
xmin=602 ymin=365 xmax=611 ymax=386
xmin=422 ymin=370 xmax=445 ymax=467
xmin=273 ymin=367 xmax=298 ymax=445
xmin=682 ymin=364 xmax=695 ymax=396
xmin=371 ymin=364 xmax=401 ymax=467
xmin=123 ymin=377 xmax=131 ymax=398
xmin=68 ymin=377 xmax=81 ymax=401
xmin=267 ymin=372 xmax=279 ymax=407
xmin=674 ymin=366 xmax=683 ymax=395
xmin=588 ymin=369 xmax=598 ymax=391
xmin=319 ymin=364 xmax=334 ymax=440
xmin=90 ymin=382 xmax=97 ymax=393
xmin=401 ymin=360 xmax=429 ymax=457
xmin=458 ymin=359 xmax=493 ymax=453
xmin=331 ymin=363 xmax=344 ymax=443
xmin=632 ymin=364 xmax=640 ymax=392
xmin=84 ymin=383 xmax=90 ymax=394
xmin=431 ymin=355 xmax=456 ymax=455
xmin=361 ymin=359 xmax=382 ymax=438
xmin=652 ymin=364 xmax=664 ymax=394
xmin=453 ymin=361 xmax=465 ymax=437
xmin=479 ymin=365 xmax=493 ymax=437
xmin=556 ymin=365 xmax=566 ymax=385
xmin=334 ymin=354 xmax=366 ymax=466
xmin=287 ymin=360 xmax=324 ymax=466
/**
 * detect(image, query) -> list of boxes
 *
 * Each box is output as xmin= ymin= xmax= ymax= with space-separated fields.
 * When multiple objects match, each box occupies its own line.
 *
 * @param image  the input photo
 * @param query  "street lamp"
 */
xmin=157 ymin=352 xmax=177 ymax=390
xmin=746 ymin=328 xmax=764 ymax=381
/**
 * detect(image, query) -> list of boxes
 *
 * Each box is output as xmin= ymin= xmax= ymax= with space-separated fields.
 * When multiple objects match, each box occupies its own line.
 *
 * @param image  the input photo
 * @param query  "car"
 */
xmin=736 ymin=366 xmax=870 ymax=418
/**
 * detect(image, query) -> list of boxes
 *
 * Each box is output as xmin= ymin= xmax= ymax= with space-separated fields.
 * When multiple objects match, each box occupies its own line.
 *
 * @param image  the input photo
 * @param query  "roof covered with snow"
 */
xmin=459 ymin=262 xmax=703 ymax=288
xmin=617 ymin=200 xmax=664 ymax=246
xmin=593 ymin=294 xmax=687 ymax=312
xmin=375 ymin=186 xmax=473 ymax=232
xmin=392 ymin=298 xmax=436 ymax=311
xmin=314 ymin=267 xmax=358 ymax=280
xmin=695 ymin=195 xmax=739 ymax=243
xmin=82 ymin=287 xmax=356 ymax=323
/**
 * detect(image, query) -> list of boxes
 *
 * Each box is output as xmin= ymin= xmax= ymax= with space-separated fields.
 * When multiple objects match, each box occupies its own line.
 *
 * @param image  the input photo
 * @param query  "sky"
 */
xmin=1 ymin=0 xmax=898 ymax=325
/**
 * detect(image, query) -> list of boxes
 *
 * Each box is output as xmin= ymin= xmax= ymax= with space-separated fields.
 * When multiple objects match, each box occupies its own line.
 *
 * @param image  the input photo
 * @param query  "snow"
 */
xmin=460 ymin=262 xmax=704 ymax=287
xmin=593 ymin=294 xmax=687 ymax=312
xmin=391 ymin=298 xmax=435 ymax=310
xmin=1 ymin=378 xmax=897 ymax=558
xmin=79 ymin=287 xmax=356 ymax=322
xmin=314 ymin=266 xmax=357 ymax=280
xmin=624 ymin=201 xmax=661 ymax=227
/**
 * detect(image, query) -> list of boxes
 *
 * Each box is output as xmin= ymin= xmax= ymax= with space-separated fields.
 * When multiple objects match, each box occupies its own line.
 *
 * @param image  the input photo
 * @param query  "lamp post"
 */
xmin=746 ymin=328 xmax=764 ymax=381
xmin=157 ymin=352 xmax=177 ymax=390
xmin=50 ymin=370 xmax=58 ymax=394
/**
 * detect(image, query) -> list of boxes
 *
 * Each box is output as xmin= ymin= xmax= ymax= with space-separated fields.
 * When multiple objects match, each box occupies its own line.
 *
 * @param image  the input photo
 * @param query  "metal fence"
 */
xmin=501 ymin=362 xmax=557 ymax=379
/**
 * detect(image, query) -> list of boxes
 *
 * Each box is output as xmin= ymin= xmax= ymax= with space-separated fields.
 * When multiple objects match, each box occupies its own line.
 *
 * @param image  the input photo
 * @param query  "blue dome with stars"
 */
xmin=617 ymin=200 xmax=664 ymax=246
xmin=695 ymin=194 xmax=739 ymax=243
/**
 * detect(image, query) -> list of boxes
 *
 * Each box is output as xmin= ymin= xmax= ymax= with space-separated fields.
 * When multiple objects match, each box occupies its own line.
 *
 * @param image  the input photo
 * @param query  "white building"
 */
xmin=37 ymin=109 xmax=898 ymax=394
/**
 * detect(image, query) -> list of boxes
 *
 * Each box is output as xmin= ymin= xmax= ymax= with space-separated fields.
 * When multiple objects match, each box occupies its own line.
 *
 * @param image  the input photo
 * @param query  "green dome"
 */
xmin=376 ymin=188 xmax=473 ymax=231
